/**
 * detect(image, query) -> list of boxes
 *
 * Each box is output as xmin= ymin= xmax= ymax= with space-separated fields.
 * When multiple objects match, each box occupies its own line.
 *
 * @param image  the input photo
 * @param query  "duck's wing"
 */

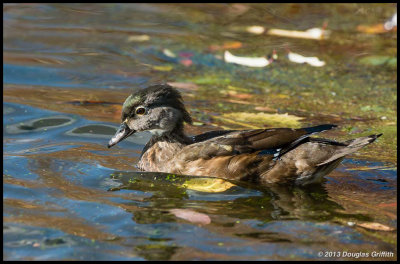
xmin=179 ymin=124 xmax=337 ymax=161
xmin=192 ymin=129 xmax=237 ymax=143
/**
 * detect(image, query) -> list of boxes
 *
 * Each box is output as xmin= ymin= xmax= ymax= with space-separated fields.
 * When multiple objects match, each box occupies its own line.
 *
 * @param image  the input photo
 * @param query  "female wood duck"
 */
xmin=108 ymin=84 xmax=381 ymax=186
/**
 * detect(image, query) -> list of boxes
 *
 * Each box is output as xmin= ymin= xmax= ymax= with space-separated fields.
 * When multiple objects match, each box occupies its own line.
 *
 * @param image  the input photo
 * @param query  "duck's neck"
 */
xmin=140 ymin=124 xmax=192 ymax=158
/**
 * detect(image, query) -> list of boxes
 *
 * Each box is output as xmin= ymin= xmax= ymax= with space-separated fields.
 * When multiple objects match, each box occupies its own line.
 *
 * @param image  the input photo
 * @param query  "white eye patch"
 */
xmin=135 ymin=106 xmax=147 ymax=115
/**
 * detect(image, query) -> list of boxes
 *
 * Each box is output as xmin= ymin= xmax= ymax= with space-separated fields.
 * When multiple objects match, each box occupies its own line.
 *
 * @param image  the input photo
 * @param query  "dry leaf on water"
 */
xmin=357 ymin=24 xmax=389 ymax=34
xmin=384 ymin=12 xmax=397 ymax=31
xmin=246 ymin=25 xmax=265 ymax=35
xmin=288 ymin=52 xmax=325 ymax=67
xmin=127 ymin=35 xmax=150 ymax=42
xmin=209 ymin=41 xmax=242 ymax=51
xmin=224 ymin=51 xmax=272 ymax=67
xmin=163 ymin=49 xmax=177 ymax=58
xmin=356 ymin=222 xmax=395 ymax=231
xmin=267 ymin=27 xmax=330 ymax=40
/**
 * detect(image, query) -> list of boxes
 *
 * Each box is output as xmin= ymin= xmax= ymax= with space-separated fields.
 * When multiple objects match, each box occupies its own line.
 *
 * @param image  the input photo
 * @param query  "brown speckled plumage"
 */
xmin=108 ymin=84 xmax=382 ymax=186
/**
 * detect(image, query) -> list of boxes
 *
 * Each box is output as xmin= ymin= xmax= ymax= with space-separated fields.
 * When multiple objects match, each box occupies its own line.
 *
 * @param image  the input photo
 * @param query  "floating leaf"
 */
xmin=356 ymin=222 xmax=395 ymax=231
xmin=222 ymin=99 xmax=253 ymax=105
xmin=275 ymin=94 xmax=289 ymax=99
xmin=288 ymin=52 xmax=325 ymax=67
xmin=360 ymin=105 xmax=385 ymax=112
xmin=179 ymin=59 xmax=193 ymax=67
xmin=163 ymin=49 xmax=176 ymax=58
xmin=182 ymin=178 xmax=235 ymax=193
xmin=377 ymin=202 xmax=397 ymax=208
xmin=170 ymin=209 xmax=211 ymax=225
xmin=209 ymin=41 xmax=242 ymax=51
xmin=384 ymin=12 xmax=397 ymax=30
xmin=254 ymin=106 xmax=277 ymax=112
xmin=221 ymin=41 xmax=243 ymax=49
xmin=359 ymin=56 xmax=397 ymax=67
xmin=246 ymin=25 xmax=265 ymax=34
xmin=127 ymin=34 xmax=150 ymax=42
xmin=224 ymin=51 xmax=272 ymax=67
xmin=222 ymin=112 xmax=303 ymax=127
xmin=267 ymin=27 xmax=330 ymax=40
xmin=213 ymin=115 xmax=260 ymax=129
xmin=151 ymin=65 xmax=173 ymax=71
xmin=357 ymin=24 xmax=388 ymax=34
xmin=346 ymin=165 xmax=396 ymax=171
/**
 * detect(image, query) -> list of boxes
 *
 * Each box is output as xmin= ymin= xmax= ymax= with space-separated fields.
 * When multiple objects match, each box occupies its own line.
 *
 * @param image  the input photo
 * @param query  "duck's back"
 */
xmin=169 ymin=125 xmax=381 ymax=185
xmin=138 ymin=124 xmax=381 ymax=186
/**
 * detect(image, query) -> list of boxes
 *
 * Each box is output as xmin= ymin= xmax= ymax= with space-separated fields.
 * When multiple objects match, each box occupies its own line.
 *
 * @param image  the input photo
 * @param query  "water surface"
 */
xmin=3 ymin=3 xmax=397 ymax=260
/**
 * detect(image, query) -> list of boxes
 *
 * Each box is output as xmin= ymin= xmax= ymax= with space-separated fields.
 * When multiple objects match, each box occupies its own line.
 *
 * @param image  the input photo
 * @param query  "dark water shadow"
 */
xmin=110 ymin=171 xmax=372 ymax=224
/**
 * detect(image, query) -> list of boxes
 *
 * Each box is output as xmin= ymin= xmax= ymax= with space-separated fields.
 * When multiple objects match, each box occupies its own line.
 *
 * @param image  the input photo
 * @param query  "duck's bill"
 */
xmin=108 ymin=123 xmax=136 ymax=148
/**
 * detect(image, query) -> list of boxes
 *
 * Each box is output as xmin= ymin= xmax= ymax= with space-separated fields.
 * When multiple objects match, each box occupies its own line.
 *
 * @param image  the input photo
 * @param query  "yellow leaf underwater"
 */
xmin=221 ymin=112 xmax=303 ymax=128
xmin=182 ymin=178 xmax=236 ymax=193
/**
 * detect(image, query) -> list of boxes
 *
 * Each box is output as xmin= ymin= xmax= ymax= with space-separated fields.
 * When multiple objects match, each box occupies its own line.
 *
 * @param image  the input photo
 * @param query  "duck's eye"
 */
xmin=135 ymin=107 xmax=146 ymax=115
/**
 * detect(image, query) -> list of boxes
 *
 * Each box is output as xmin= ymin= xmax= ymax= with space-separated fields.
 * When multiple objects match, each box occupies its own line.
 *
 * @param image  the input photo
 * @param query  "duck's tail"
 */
xmin=294 ymin=134 xmax=382 ymax=185
xmin=316 ymin=134 xmax=382 ymax=166
xmin=261 ymin=134 xmax=382 ymax=186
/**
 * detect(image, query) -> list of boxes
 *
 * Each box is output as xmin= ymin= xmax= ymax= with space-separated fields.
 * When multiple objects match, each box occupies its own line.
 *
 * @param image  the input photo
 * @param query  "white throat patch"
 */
xmin=149 ymin=129 xmax=167 ymax=136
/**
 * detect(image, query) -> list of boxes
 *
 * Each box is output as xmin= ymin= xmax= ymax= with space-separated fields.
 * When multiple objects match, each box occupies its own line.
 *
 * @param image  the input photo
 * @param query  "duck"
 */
xmin=108 ymin=83 xmax=382 ymax=186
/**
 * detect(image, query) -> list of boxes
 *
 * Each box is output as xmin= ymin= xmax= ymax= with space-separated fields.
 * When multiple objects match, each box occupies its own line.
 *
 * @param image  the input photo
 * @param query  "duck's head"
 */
xmin=108 ymin=83 xmax=192 ymax=148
